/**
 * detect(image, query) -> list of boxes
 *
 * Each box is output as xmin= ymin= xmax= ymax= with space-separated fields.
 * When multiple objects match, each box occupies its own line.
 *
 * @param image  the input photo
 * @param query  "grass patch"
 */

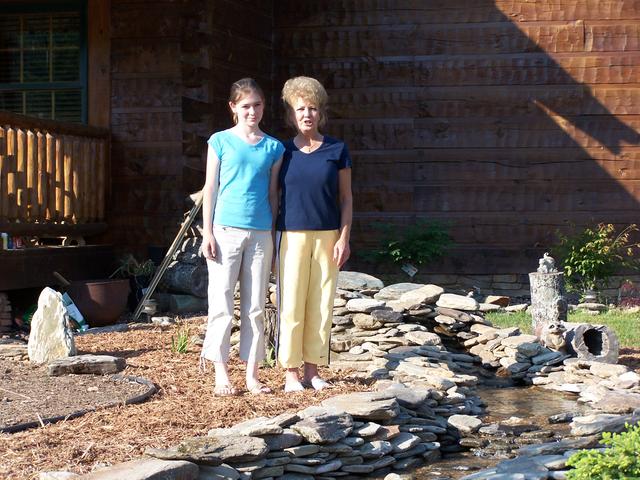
xmin=485 ymin=310 xmax=640 ymax=347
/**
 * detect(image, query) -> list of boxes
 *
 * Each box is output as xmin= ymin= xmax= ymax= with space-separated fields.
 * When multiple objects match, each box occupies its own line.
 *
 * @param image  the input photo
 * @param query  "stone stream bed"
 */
xmin=39 ymin=272 xmax=640 ymax=479
xmin=415 ymin=386 xmax=591 ymax=479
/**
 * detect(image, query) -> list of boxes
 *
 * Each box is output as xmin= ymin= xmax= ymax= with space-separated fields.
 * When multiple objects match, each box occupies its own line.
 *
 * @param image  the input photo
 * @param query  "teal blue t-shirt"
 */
xmin=208 ymin=129 xmax=284 ymax=230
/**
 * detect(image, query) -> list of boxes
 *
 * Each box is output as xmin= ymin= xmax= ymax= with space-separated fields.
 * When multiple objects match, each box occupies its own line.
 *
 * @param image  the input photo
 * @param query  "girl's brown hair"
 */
xmin=229 ymin=78 xmax=265 ymax=124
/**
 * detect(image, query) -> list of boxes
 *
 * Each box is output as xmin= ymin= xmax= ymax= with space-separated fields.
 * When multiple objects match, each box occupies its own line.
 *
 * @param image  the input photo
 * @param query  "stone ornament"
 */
xmin=539 ymin=322 xmax=567 ymax=353
xmin=537 ymin=252 xmax=558 ymax=274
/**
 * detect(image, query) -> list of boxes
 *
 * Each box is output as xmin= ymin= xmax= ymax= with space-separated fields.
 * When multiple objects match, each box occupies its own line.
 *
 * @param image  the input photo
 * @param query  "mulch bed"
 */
xmin=1 ymin=316 xmax=638 ymax=479
xmin=0 ymin=316 xmax=370 ymax=479
xmin=0 ymin=359 xmax=153 ymax=432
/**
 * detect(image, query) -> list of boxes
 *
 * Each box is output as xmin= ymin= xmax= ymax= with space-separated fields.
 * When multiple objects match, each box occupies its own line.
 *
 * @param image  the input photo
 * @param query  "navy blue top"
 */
xmin=277 ymin=136 xmax=352 ymax=231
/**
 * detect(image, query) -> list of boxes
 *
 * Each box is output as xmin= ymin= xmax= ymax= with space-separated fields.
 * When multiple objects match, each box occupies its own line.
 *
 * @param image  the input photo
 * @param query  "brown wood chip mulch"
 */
xmin=0 ymin=316 xmax=371 ymax=479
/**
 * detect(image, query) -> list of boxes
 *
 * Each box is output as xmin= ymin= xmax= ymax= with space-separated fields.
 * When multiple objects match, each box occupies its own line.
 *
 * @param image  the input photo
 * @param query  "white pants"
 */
xmin=201 ymin=225 xmax=273 ymax=363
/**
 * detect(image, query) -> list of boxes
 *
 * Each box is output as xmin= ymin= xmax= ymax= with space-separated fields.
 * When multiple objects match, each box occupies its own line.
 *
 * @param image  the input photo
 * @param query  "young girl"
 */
xmin=200 ymin=78 xmax=284 ymax=396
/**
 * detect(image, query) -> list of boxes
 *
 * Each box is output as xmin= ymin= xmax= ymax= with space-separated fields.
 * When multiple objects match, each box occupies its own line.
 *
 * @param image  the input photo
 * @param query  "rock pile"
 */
xmin=39 ymin=271 xmax=640 ymax=480
xmin=144 ymin=387 xmax=447 ymax=478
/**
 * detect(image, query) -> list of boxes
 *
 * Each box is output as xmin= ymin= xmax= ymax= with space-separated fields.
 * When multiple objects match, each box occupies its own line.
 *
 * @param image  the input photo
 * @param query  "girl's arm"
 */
xmin=269 ymin=157 xmax=283 ymax=225
xmin=334 ymin=168 xmax=353 ymax=268
xmin=202 ymin=145 xmax=221 ymax=259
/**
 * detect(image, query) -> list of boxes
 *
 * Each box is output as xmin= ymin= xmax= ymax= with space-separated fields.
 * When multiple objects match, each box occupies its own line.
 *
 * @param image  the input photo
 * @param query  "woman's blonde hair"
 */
xmin=229 ymin=78 xmax=265 ymax=124
xmin=281 ymin=76 xmax=328 ymax=129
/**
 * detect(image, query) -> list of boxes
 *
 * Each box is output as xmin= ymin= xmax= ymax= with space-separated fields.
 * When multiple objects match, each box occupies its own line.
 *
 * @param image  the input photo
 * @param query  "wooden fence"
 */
xmin=0 ymin=112 xmax=109 ymax=236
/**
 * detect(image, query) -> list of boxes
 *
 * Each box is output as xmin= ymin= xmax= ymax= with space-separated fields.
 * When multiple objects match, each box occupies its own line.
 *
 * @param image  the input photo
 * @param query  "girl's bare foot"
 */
xmin=214 ymin=361 xmax=237 ymax=396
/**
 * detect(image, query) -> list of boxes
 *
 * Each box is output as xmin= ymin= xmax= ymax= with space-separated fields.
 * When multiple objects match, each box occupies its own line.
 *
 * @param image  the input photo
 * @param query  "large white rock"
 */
xmin=346 ymin=298 xmax=387 ymax=313
xmin=28 ymin=287 xmax=76 ymax=364
xmin=436 ymin=293 xmax=479 ymax=311
xmin=398 ymin=284 xmax=444 ymax=305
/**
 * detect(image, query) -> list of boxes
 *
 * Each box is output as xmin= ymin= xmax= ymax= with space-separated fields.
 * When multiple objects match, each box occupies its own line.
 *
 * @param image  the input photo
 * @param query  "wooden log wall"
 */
xmin=0 ymin=113 xmax=107 ymax=228
xmin=273 ymin=0 xmax=640 ymax=272
xmin=181 ymin=0 xmax=276 ymax=192
xmin=107 ymin=0 xmax=274 ymax=255
xmin=107 ymin=0 xmax=189 ymax=252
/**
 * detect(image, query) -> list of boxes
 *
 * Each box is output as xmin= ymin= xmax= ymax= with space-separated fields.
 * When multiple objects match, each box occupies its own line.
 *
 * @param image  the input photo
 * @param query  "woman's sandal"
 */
xmin=302 ymin=376 xmax=331 ymax=391
xmin=213 ymin=383 xmax=238 ymax=397
xmin=247 ymin=382 xmax=272 ymax=395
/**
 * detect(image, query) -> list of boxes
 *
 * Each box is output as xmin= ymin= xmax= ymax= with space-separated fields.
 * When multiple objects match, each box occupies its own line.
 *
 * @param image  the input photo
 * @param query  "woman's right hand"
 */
xmin=202 ymin=233 xmax=216 ymax=260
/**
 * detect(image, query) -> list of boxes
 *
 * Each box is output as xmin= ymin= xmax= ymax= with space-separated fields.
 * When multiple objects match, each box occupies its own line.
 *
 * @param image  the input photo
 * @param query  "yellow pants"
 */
xmin=277 ymin=230 xmax=339 ymax=368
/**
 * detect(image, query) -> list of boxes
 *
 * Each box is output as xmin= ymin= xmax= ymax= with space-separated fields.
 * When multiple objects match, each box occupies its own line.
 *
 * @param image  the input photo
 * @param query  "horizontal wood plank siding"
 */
xmin=274 ymin=0 xmax=640 ymax=272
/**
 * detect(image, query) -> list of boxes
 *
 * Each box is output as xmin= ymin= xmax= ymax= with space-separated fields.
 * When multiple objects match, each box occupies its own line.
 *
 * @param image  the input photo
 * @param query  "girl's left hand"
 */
xmin=333 ymin=238 xmax=350 ymax=268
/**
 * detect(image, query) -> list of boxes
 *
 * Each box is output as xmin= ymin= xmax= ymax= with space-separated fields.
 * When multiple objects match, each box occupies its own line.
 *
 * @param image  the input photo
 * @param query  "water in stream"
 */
xmin=412 ymin=386 xmax=591 ymax=479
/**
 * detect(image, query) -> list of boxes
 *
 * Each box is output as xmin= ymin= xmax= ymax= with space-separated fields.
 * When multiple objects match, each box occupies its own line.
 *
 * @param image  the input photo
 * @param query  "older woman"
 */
xmin=276 ymin=76 xmax=353 ymax=392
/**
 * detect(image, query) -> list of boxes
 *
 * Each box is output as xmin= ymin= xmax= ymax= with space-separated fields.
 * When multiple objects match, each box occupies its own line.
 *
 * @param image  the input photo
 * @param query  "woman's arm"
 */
xmin=333 ymin=168 xmax=353 ymax=268
xmin=202 ymin=145 xmax=221 ymax=259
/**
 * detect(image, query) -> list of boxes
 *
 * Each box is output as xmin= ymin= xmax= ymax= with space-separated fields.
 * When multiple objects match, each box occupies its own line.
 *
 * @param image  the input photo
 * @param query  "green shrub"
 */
xmin=566 ymin=423 xmax=640 ymax=480
xmin=554 ymin=223 xmax=640 ymax=293
xmin=363 ymin=220 xmax=452 ymax=267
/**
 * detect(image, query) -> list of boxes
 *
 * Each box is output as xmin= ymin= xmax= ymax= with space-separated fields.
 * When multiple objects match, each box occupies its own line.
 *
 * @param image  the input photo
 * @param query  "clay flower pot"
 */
xmin=67 ymin=279 xmax=130 ymax=328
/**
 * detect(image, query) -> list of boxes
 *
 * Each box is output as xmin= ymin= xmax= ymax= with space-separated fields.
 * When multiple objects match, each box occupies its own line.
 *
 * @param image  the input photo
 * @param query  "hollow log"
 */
xmin=564 ymin=322 xmax=619 ymax=364
xmin=528 ymin=271 xmax=567 ymax=338
xmin=163 ymin=261 xmax=208 ymax=298
xmin=168 ymin=294 xmax=208 ymax=314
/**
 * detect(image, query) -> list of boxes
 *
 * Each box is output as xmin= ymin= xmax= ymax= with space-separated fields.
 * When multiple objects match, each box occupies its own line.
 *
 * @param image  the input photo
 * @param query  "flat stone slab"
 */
xmin=398 ymin=284 xmax=444 ymax=305
xmin=291 ymin=407 xmax=354 ymax=444
xmin=374 ymin=283 xmax=424 ymax=301
xmin=405 ymin=331 xmax=442 ymax=346
xmin=436 ymin=293 xmax=479 ymax=311
xmin=146 ymin=435 xmax=268 ymax=465
xmin=371 ymin=309 xmax=404 ymax=323
xmin=377 ymin=383 xmax=431 ymax=409
xmin=517 ymin=436 xmax=601 ymax=456
xmin=570 ymin=411 xmax=640 ymax=436
xmin=338 ymin=271 xmax=384 ymax=291
xmin=78 ymin=458 xmax=198 ymax=479
xmin=48 ymin=354 xmax=126 ymax=376
xmin=228 ymin=416 xmax=284 ymax=436
xmin=447 ymin=415 xmax=482 ymax=433
xmin=321 ymin=392 xmax=399 ymax=421
xmin=0 ymin=342 xmax=28 ymax=360
xmin=346 ymin=299 xmax=387 ymax=313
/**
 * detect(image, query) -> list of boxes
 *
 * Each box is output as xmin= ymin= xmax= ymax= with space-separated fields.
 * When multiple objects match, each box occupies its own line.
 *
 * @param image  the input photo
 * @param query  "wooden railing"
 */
xmin=0 ymin=112 xmax=109 ymax=236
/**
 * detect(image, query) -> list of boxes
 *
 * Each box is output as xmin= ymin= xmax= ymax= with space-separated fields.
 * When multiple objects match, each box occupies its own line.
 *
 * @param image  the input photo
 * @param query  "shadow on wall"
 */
xmin=273 ymin=1 xmax=640 ymax=263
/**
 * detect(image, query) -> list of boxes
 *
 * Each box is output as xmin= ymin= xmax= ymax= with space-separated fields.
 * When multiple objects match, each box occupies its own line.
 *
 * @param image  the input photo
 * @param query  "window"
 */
xmin=0 ymin=2 xmax=86 ymax=123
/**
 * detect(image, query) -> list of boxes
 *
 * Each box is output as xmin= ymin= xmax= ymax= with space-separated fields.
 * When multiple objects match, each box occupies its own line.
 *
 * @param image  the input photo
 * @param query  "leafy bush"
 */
xmin=364 ymin=220 xmax=452 ymax=267
xmin=566 ymin=423 xmax=640 ymax=480
xmin=554 ymin=223 xmax=640 ymax=293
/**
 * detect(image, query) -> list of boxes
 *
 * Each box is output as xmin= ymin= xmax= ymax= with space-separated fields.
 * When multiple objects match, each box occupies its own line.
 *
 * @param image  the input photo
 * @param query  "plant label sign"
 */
xmin=401 ymin=263 xmax=418 ymax=278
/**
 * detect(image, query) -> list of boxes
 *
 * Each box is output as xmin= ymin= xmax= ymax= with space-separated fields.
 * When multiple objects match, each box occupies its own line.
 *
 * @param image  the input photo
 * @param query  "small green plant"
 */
xmin=566 ymin=422 xmax=640 ymax=479
xmin=110 ymin=254 xmax=156 ymax=279
xmin=262 ymin=343 xmax=276 ymax=368
xmin=171 ymin=327 xmax=190 ymax=354
xmin=554 ymin=223 xmax=640 ymax=293
xmin=363 ymin=220 xmax=452 ymax=267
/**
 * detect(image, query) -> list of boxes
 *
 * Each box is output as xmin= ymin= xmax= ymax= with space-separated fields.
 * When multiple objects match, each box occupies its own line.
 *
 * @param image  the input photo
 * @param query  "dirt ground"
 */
xmin=0 ymin=316 xmax=371 ymax=479
xmin=1 ymin=317 xmax=639 ymax=480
